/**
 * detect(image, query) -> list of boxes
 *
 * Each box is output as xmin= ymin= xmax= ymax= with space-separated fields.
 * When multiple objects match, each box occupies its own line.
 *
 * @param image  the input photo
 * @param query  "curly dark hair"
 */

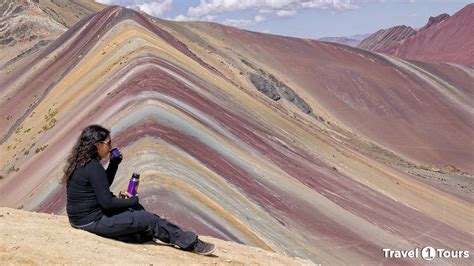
xmin=62 ymin=125 xmax=110 ymax=184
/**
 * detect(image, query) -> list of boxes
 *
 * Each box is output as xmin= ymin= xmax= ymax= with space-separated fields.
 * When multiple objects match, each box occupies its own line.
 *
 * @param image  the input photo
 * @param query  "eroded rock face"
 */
xmin=249 ymin=73 xmax=281 ymax=101
xmin=244 ymin=59 xmax=313 ymax=114
xmin=268 ymin=74 xmax=313 ymax=114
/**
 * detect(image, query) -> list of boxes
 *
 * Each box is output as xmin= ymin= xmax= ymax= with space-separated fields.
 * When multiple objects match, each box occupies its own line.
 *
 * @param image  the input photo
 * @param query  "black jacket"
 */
xmin=66 ymin=158 xmax=138 ymax=226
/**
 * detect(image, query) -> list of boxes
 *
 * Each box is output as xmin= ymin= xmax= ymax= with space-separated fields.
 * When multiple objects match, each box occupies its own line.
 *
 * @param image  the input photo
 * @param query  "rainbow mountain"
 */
xmin=0 ymin=4 xmax=472 ymax=264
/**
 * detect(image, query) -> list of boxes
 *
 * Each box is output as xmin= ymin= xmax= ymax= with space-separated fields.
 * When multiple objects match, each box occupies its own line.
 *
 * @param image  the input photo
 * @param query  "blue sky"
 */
xmin=95 ymin=0 xmax=472 ymax=39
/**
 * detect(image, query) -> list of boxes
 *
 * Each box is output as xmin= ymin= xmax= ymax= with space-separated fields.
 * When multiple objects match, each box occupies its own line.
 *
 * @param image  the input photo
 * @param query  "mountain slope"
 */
xmin=357 ymin=25 xmax=416 ymax=51
xmin=36 ymin=0 xmax=106 ymax=28
xmin=0 ymin=0 xmax=66 ymax=68
xmin=175 ymin=21 xmax=473 ymax=172
xmin=0 ymin=0 xmax=105 ymax=86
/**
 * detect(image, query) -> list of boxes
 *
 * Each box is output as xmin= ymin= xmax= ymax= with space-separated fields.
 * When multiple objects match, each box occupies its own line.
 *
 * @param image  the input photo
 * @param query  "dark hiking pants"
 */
xmin=81 ymin=207 xmax=197 ymax=250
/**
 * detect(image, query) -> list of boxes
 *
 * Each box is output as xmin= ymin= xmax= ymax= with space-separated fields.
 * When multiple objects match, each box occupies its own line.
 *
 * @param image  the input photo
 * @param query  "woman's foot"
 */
xmin=192 ymin=239 xmax=216 ymax=256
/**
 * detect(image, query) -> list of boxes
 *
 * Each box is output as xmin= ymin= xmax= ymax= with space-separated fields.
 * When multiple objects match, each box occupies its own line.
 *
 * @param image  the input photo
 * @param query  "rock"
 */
xmin=249 ymin=73 xmax=281 ymax=101
xmin=248 ymin=73 xmax=313 ymax=114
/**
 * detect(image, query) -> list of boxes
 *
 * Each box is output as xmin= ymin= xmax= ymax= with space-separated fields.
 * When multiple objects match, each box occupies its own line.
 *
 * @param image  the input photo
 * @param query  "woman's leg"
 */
xmin=115 ymin=231 xmax=153 ymax=243
xmin=87 ymin=209 xmax=197 ymax=250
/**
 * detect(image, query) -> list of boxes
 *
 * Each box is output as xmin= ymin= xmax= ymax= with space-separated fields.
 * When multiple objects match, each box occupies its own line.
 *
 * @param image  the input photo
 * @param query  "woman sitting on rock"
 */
xmin=63 ymin=124 xmax=215 ymax=255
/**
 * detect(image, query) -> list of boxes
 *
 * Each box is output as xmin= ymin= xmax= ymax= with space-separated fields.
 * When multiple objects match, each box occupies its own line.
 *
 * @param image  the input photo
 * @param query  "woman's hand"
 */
xmin=120 ymin=191 xmax=138 ymax=199
xmin=110 ymin=148 xmax=123 ymax=164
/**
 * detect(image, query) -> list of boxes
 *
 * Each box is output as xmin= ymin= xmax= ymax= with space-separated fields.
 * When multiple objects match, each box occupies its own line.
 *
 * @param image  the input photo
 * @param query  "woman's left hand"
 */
xmin=119 ymin=191 xmax=138 ymax=199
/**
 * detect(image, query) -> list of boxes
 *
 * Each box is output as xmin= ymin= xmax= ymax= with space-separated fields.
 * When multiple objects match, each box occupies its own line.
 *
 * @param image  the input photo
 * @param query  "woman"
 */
xmin=64 ymin=125 xmax=215 ymax=255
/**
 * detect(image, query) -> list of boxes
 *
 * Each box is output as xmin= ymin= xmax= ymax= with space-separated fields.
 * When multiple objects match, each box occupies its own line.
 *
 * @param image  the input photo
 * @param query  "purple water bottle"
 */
xmin=127 ymin=173 xmax=140 ymax=197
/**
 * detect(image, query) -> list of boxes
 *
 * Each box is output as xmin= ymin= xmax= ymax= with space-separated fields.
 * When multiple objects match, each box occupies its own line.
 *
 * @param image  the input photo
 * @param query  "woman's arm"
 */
xmin=105 ymin=160 xmax=119 ymax=186
xmin=105 ymin=150 xmax=122 ymax=186
xmin=88 ymin=160 xmax=138 ymax=210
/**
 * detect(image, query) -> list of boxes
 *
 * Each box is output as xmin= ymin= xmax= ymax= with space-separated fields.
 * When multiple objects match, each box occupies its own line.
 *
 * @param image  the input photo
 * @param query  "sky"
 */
xmin=95 ymin=0 xmax=472 ymax=39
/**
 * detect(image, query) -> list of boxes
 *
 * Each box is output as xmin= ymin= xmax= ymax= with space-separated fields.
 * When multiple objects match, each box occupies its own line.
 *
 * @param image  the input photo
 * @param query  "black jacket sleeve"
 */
xmin=105 ymin=160 xmax=119 ymax=187
xmin=88 ymin=160 xmax=138 ymax=210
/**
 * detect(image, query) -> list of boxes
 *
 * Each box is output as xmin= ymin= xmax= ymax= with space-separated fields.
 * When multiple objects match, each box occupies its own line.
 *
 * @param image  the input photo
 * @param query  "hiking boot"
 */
xmin=192 ymin=239 xmax=216 ymax=256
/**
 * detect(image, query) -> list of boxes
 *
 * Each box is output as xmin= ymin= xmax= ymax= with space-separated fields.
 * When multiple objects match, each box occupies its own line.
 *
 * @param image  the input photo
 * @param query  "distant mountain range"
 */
xmin=318 ymin=33 xmax=371 ymax=47
xmin=320 ymin=4 xmax=474 ymax=68
xmin=357 ymin=4 xmax=474 ymax=67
